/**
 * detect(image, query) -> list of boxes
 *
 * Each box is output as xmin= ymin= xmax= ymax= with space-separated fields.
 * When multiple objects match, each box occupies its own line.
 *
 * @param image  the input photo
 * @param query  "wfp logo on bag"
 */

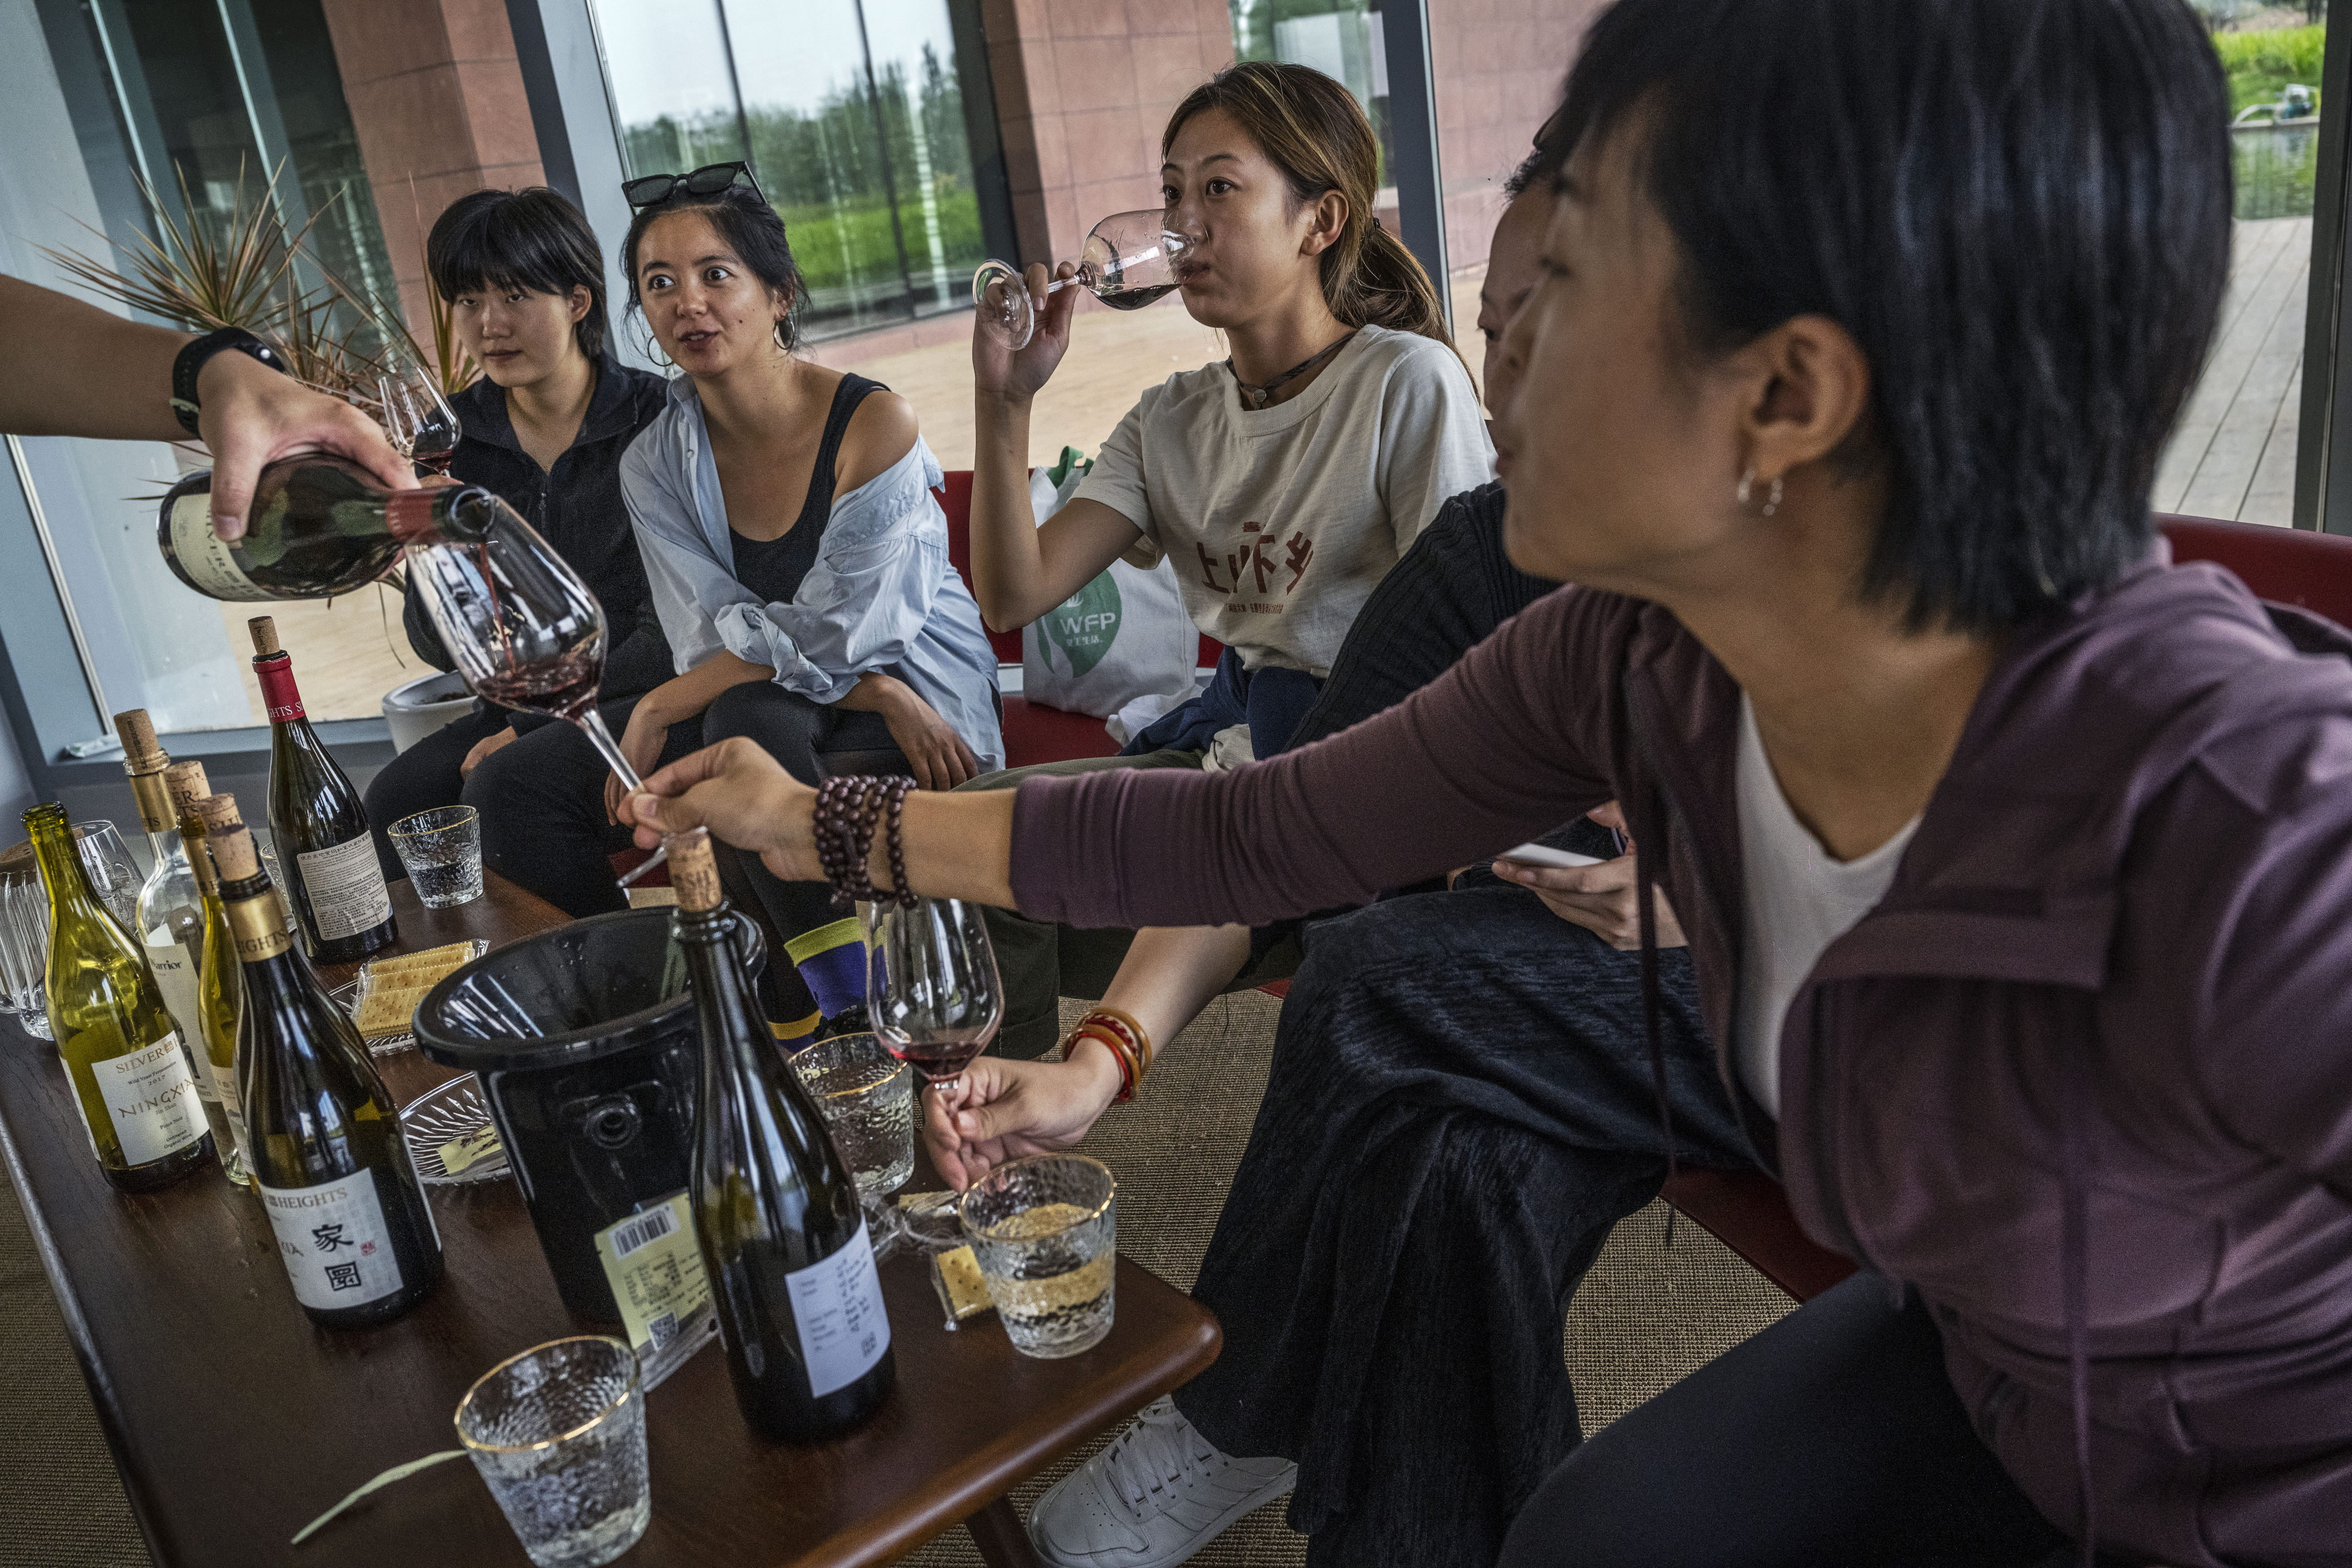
xmin=1038 ymin=576 xmax=1123 ymax=679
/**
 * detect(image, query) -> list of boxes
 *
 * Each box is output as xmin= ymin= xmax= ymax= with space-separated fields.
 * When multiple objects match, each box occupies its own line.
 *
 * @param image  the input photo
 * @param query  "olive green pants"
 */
xmin=955 ymin=748 xmax=1302 ymax=1059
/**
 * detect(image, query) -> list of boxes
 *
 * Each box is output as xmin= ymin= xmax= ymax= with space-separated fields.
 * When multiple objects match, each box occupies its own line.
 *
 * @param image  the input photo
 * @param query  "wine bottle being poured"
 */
xmin=208 ymin=816 xmax=443 ymax=1328
xmin=673 ymin=827 xmax=895 ymax=1440
xmin=249 ymin=617 xmax=397 ymax=965
xmin=156 ymin=454 xmax=503 ymax=603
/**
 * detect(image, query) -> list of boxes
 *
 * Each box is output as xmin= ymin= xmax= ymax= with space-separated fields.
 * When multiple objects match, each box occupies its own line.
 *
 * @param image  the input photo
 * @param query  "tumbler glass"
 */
xmin=959 ymin=1153 xmax=1117 ymax=1360
xmin=789 ymin=1031 xmax=916 ymax=1198
xmin=454 ymin=1336 xmax=650 ymax=1568
xmin=388 ymin=806 xmax=484 ymax=908
xmin=0 ymin=868 xmax=52 ymax=1039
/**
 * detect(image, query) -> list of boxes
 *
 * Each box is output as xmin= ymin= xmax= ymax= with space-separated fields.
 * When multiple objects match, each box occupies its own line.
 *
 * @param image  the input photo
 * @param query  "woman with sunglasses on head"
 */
xmin=627 ymin=1 xmax=2352 ymax=1563
xmin=615 ymin=164 xmax=1000 ymax=1037
xmin=364 ymin=186 xmax=677 ymax=918
xmin=960 ymin=61 xmax=1493 ymax=1061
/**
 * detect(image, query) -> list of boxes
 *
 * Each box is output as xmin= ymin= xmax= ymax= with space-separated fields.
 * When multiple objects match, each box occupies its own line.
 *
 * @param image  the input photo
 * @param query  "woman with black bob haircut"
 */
xmin=613 ymin=166 xmax=999 ymax=1037
xmin=621 ymin=0 xmax=2352 ymax=1561
xmin=365 ymin=186 xmax=677 ymax=918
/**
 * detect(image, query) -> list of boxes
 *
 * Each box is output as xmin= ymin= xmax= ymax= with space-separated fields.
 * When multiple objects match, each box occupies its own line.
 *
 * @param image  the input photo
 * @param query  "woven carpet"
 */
xmin=0 ymin=990 xmax=1789 ymax=1567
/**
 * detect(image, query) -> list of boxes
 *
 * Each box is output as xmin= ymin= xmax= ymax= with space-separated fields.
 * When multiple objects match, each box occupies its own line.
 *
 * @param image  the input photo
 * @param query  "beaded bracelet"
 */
xmin=811 ymin=775 xmax=920 ymax=912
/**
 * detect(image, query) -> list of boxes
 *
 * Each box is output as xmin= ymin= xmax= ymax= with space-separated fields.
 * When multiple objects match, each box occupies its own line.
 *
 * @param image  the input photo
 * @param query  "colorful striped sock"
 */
xmin=784 ymin=916 xmax=866 ymax=1021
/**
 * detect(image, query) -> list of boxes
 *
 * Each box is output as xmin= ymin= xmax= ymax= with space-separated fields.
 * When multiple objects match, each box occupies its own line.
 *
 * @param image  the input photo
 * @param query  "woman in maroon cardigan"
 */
xmin=625 ymin=1 xmax=2352 ymax=1562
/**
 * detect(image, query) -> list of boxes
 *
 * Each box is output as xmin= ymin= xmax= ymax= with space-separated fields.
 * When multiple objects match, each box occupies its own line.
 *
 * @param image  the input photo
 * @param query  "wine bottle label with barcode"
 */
xmin=784 ymin=1219 xmax=890 ymax=1396
xmin=90 ymin=1031 xmax=205 ymax=1166
xmin=258 ymin=1168 xmax=405 ymax=1310
xmin=140 ymin=936 xmax=213 ymax=1102
xmin=165 ymin=495 xmax=268 ymax=600
xmin=295 ymin=835 xmax=393 ymax=939
xmin=593 ymin=1193 xmax=712 ymax=1357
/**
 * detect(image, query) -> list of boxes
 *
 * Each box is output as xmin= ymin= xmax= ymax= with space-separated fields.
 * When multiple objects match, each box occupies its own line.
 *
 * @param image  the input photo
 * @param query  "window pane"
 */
xmin=593 ymin=0 xmax=750 ymax=177
xmin=2155 ymin=13 xmax=2324 ymax=527
xmin=860 ymin=0 xmax=989 ymax=313
xmin=1230 ymin=1 xmax=1393 ymax=186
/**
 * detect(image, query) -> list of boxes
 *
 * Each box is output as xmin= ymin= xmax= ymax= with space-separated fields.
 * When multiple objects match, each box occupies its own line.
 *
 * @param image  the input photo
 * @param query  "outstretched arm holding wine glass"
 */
xmin=0 ymin=273 xmax=413 ymax=540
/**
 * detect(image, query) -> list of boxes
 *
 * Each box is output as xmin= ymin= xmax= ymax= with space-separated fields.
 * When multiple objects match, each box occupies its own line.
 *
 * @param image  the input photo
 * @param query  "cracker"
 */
xmin=354 ymin=983 xmax=434 ymax=1039
xmin=364 ymin=941 xmax=478 ymax=978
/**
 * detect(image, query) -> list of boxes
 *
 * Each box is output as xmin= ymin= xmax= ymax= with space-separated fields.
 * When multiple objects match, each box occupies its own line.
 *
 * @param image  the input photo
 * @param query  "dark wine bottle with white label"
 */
xmin=209 ymin=817 xmax=442 ymax=1328
xmin=248 ymin=617 xmax=396 ymax=965
xmin=672 ymin=828 xmax=894 ymax=1440
xmin=155 ymin=455 xmax=501 ymax=603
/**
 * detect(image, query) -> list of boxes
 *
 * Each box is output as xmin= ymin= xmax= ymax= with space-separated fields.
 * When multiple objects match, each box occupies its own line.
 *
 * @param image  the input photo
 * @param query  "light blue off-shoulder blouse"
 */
xmin=619 ymin=377 xmax=1004 ymax=773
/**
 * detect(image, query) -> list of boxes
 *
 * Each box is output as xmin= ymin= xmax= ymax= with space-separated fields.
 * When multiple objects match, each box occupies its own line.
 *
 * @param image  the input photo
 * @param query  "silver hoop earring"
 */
xmin=773 ymin=319 xmax=790 ymax=352
xmin=1736 ymin=467 xmax=1783 ymax=519
xmin=634 ymin=322 xmax=675 ymax=371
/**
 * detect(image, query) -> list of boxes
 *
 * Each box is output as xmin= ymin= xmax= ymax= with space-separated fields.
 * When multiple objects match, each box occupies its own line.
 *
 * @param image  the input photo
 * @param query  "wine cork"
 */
xmin=192 ymin=791 xmax=243 ymax=836
xmin=210 ymin=824 xmax=261 ymax=883
xmin=163 ymin=760 xmax=211 ymax=822
xmin=248 ymin=616 xmax=280 ymax=656
xmin=665 ymin=828 xmax=724 ymax=913
xmin=113 ymin=709 xmax=167 ymax=775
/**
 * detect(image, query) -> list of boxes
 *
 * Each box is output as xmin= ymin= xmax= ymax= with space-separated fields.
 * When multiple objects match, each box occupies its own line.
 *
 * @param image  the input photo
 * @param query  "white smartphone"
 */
xmin=1497 ymin=842 xmax=1604 ymax=870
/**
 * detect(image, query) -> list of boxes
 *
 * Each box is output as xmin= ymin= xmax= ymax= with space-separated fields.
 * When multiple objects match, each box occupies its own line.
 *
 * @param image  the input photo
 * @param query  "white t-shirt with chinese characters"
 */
xmin=1072 ymin=325 xmax=1493 ymax=678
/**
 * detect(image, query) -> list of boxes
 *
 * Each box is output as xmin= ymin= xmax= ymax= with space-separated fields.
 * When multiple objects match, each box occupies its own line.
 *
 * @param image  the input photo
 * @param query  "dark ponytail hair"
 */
xmin=427 ymin=187 xmax=608 ymax=360
xmin=620 ymin=183 xmax=808 ymax=353
xmin=1164 ymin=62 xmax=1454 ymax=350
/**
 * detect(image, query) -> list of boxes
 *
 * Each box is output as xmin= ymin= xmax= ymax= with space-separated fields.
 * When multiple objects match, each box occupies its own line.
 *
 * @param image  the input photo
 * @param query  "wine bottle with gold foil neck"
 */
xmin=25 ymin=802 xmax=213 ymax=1191
xmin=115 ymin=710 xmax=240 ymax=1179
xmin=210 ymin=822 xmax=441 ymax=1326
xmin=249 ymin=616 xmax=397 ymax=965
xmin=166 ymin=764 xmax=250 ymax=1187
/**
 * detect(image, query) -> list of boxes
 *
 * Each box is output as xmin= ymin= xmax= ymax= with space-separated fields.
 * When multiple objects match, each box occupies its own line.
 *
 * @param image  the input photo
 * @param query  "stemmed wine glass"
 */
xmin=379 ymin=366 xmax=462 ymax=475
xmin=972 ymin=209 xmax=1194 ymax=352
xmin=866 ymin=895 xmax=1005 ymax=1251
xmin=402 ymin=506 xmax=666 ymax=881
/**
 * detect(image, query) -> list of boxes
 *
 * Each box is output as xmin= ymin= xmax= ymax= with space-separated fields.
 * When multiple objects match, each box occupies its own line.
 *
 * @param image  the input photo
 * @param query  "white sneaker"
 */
xmin=1028 ymin=1396 xmax=1298 ymax=1568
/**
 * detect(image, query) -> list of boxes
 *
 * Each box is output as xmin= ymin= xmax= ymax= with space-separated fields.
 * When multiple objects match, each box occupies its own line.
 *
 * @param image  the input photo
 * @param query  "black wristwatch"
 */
xmin=170 ymin=327 xmax=287 ymax=436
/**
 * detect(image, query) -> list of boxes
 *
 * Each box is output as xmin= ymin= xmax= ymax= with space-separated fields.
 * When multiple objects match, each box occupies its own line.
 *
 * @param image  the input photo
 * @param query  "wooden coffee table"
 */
xmin=0 ymin=872 xmax=1220 ymax=1567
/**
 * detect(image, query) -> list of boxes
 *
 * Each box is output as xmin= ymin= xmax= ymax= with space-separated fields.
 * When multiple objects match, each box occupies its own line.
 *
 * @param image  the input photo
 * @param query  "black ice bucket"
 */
xmin=412 ymin=907 xmax=762 ymax=1320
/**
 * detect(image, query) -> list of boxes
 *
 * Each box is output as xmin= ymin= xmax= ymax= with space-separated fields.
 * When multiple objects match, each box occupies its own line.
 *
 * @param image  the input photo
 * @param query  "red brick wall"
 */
xmin=983 ymin=0 xmax=1241 ymax=268
xmin=1431 ymin=0 xmax=1606 ymax=272
xmin=319 ymin=0 xmax=544 ymax=334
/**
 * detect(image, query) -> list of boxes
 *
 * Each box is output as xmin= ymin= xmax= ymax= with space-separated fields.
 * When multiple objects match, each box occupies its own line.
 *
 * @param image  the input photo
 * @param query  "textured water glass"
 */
xmin=389 ymin=806 xmax=484 ymax=908
xmin=790 ymin=1031 xmax=914 ymax=1198
xmin=959 ymin=1153 xmax=1117 ymax=1360
xmin=0 ymin=869 xmax=52 ymax=1040
xmin=455 ymin=1336 xmax=650 ymax=1568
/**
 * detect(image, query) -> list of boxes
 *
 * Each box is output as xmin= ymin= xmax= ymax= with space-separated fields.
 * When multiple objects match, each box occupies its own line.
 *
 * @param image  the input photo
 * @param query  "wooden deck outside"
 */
xmin=2156 ymin=216 xmax=2312 ymax=529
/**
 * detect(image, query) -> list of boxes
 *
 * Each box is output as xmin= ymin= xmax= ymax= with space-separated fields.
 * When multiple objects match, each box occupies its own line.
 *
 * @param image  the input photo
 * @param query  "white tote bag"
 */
xmin=1021 ymin=459 xmax=1200 ymax=727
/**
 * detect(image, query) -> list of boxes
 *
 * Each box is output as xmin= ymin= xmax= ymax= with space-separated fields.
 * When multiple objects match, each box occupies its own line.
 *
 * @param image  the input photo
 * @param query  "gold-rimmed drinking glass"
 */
xmin=454 ymin=1335 xmax=650 ymax=1568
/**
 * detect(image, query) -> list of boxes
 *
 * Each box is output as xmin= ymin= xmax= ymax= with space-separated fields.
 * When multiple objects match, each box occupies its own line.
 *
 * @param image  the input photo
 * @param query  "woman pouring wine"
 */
xmin=613 ymin=164 xmax=1001 ymax=1038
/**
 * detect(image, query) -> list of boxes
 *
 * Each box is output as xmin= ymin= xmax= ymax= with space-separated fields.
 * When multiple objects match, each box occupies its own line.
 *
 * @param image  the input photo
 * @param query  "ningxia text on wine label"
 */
xmin=93 ymin=1033 xmax=204 ymax=1165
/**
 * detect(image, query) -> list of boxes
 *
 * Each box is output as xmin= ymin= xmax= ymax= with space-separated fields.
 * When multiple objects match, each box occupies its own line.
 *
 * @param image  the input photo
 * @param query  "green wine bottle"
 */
xmin=24 ymin=804 xmax=213 ymax=1192
xmin=167 ymin=764 xmax=251 ymax=1187
xmin=208 ymin=818 xmax=443 ymax=1327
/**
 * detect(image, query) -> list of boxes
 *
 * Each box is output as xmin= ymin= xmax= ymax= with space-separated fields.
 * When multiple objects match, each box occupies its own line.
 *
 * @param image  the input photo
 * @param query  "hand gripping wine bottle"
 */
xmin=248 ymin=617 xmax=397 ymax=965
xmin=167 ymin=765 xmax=252 ymax=1187
xmin=24 ymin=803 xmax=213 ymax=1191
xmin=209 ymin=819 xmax=443 ymax=1327
xmin=673 ymin=828 xmax=894 ymax=1439
xmin=113 ymin=710 xmax=241 ymax=1179
xmin=156 ymin=454 xmax=502 ymax=603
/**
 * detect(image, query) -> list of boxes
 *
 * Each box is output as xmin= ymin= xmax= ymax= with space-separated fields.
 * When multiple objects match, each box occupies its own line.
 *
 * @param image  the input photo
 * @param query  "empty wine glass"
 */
xmin=0 ymin=868 xmax=52 ymax=1040
xmin=404 ymin=507 xmax=665 ymax=882
xmin=973 ymin=210 xmax=1194 ymax=352
xmin=379 ymin=365 xmax=462 ymax=475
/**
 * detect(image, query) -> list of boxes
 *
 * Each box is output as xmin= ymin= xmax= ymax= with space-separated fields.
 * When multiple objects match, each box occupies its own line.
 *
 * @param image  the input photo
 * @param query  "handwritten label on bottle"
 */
xmin=784 ymin=1220 xmax=890 ymax=1396
xmin=258 ymin=1169 xmax=404 ymax=1310
xmin=295 ymin=834 xmax=392 ymax=940
xmin=89 ymin=1031 xmax=204 ymax=1167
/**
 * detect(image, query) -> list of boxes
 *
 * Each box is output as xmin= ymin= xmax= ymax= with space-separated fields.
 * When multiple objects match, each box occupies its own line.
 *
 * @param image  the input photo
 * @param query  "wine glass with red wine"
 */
xmin=866 ymin=895 xmax=1003 ymax=1252
xmin=379 ymin=367 xmax=461 ymax=476
xmin=403 ymin=508 xmax=653 ymax=813
xmin=973 ymin=209 xmax=1194 ymax=352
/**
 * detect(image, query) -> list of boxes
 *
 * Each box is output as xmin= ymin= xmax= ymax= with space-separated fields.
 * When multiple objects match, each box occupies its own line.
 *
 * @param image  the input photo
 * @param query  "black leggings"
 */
xmin=1497 ymin=1272 xmax=2071 ymax=1568
xmin=698 ymin=682 xmax=905 ymax=1011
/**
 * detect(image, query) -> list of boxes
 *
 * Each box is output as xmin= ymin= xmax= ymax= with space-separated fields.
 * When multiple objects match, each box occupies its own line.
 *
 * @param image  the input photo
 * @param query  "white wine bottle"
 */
xmin=168 ymin=765 xmax=251 ymax=1187
xmin=25 ymin=803 xmax=213 ymax=1191
xmin=210 ymin=819 xmax=442 ymax=1327
xmin=114 ymin=710 xmax=238 ymax=1178
xmin=674 ymin=828 xmax=894 ymax=1440
xmin=248 ymin=617 xmax=397 ymax=965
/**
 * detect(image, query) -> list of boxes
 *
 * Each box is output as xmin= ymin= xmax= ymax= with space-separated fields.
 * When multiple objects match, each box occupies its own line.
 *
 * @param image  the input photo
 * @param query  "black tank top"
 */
xmin=728 ymin=372 xmax=885 ymax=605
